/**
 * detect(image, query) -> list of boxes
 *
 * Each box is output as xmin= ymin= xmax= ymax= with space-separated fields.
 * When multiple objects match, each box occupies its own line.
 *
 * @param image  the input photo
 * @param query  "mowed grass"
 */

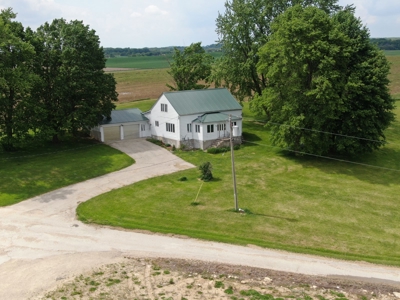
xmin=77 ymin=100 xmax=400 ymax=266
xmin=0 ymin=139 xmax=134 ymax=206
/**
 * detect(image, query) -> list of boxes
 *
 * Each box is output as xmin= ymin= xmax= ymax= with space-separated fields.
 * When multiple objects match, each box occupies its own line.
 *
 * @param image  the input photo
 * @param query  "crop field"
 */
xmin=110 ymin=52 xmax=400 ymax=104
xmin=388 ymin=55 xmax=400 ymax=98
xmin=106 ymin=52 xmax=223 ymax=69
xmin=384 ymin=50 xmax=400 ymax=56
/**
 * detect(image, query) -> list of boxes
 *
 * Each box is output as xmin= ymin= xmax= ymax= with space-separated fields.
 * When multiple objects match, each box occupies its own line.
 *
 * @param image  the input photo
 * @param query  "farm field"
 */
xmin=111 ymin=52 xmax=400 ymax=103
xmin=384 ymin=50 xmax=400 ymax=56
xmin=106 ymin=51 xmax=223 ymax=69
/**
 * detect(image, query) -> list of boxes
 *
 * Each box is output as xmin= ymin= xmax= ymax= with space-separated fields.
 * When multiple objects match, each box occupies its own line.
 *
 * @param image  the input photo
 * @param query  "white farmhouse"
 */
xmin=144 ymin=88 xmax=242 ymax=149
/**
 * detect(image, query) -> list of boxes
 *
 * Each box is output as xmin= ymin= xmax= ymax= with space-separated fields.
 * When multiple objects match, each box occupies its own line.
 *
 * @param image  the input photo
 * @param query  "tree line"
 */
xmin=370 ymin=38 xmax=400 ymax=51
xmin=167 ymin=0 xmax=394 ymax=156
xmin=0 ymin=8 xmax=117 ymax=151
xmin=104 ymin=44 xmax=222 ymax=58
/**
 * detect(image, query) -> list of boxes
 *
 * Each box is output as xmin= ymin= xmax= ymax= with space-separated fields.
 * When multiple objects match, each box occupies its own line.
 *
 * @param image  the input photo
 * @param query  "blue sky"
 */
xmin=1 ymin=0 xmax=399 ymax=48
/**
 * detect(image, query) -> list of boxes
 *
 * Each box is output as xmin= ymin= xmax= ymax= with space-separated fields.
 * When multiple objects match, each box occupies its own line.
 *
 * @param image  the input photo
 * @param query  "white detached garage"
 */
xmin=91 ymin=108 xmax=150 ymax=142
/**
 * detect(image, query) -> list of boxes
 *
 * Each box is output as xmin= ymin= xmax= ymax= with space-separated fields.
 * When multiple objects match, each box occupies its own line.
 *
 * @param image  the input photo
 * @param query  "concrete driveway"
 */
xmin=0 ymin=139 xmax=400 ymax=299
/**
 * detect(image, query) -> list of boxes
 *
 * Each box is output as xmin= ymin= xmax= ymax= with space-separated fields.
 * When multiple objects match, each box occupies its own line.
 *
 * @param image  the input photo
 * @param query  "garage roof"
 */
xmin=163 ymin=88 xmax=242 ymax=116
xmin=100 ymin=108 xmax=148 ymax=125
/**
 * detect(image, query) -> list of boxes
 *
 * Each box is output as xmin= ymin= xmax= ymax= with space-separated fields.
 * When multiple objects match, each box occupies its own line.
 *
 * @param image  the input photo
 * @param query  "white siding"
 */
xmin=147 ymin=95 xmax=180 ymax=142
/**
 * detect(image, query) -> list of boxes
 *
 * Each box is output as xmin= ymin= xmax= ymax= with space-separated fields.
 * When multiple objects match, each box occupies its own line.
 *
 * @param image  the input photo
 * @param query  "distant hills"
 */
xmin=103 ymin=44 xmax=222 ymax=58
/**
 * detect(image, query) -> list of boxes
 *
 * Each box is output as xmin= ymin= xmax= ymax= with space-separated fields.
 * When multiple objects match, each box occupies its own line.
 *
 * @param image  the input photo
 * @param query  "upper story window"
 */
xmin=161 ymin=103 xmax=168 ymax=112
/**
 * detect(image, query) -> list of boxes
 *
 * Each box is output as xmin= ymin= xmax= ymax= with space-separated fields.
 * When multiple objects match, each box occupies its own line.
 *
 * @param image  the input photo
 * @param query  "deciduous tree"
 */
xmin=0 ymin=8 xmax=36 ymax=150
xmin=167 ymin=42 xmax=213 ymax=91
xmin=214 ymin=0 xmax=341 ymax=103
xmin=30 ymin=19 xmax=118 ymax=142
xmin=252 ymin=5 xmax=394 ymax=155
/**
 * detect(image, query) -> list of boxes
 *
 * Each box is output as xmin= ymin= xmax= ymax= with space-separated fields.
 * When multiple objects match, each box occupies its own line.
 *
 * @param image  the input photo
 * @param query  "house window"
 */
xmin=217 ymin=124 xmax=226 ymax=131
xmin=187 ymin=124 xmax=192 ymax=132
xmin=207 ymin=124 xmax=214 ymax=133
xmin=195 ymin=124 xmax=200 ymax=133
xmin=155 ymin=121 xmax=159 ymax=127
xmin=141 ymin=124 xmax=145 ymax=131
xmin=161 ymin=103 xmax=168 ymax=112
xmin=166 ymin=123 xmax=175 ymax=133
xmin=232 ymin=121 xmax=237 ymax=126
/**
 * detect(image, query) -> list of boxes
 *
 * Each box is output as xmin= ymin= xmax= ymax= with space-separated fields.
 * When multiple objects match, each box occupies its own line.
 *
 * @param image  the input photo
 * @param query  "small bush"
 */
xmin=178 ymin=176 xmax=187 ymax=181
xmin=207 ymin=147 xmax=229 ymax=154
xmin=207 ymin=145 xmax=241 ymax=154
xmin=146 ymin=138 xmax=163 ymax=146
xmin=172 ymin=145 xmax=176 ymax=151
xmin=199 ymin=162 xmax=213 ymax=181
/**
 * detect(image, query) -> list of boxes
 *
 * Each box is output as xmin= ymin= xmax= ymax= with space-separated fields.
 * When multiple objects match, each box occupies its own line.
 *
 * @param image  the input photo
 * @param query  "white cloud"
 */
xmin=130 ymin=12 xmax=142 ymax=18
xmin=145 ymin=5 xmax=168 ymax=16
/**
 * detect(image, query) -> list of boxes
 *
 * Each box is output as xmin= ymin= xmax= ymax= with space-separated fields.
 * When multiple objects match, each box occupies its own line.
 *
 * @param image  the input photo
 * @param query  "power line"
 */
xmin=242 ymin=117 xmax=397 ymax=145
xmin=243 ymin=139 xmax=400 ymax=173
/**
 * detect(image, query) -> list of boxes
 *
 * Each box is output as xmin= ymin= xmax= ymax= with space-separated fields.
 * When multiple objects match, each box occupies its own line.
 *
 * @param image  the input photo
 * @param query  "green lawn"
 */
xmin=0 ymin=139 xmax=134 ymax=206
xmin=77 ymin=101 xmax=400 ymax=266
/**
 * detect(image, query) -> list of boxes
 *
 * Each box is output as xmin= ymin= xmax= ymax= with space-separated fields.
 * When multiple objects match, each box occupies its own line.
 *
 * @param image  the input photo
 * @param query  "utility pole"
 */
xmin=229 ymin=115 xmax=239 ymax=211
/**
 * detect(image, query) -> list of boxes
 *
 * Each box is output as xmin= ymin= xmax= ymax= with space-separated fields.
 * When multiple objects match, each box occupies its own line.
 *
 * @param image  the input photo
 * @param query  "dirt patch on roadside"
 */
xmin=36 ymin=257 xmax=400 ymax=300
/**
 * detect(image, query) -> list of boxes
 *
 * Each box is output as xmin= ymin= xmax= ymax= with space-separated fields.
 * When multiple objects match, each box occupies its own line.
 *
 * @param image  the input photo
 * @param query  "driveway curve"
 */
xmin=0 ymin=139 xmax=399 ymax=299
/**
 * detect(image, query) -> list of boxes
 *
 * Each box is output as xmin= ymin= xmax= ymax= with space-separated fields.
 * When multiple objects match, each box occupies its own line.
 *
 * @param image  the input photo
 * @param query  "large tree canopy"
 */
xmin=0 ymin=8 xmax=36 ymax=150
xmin=29 ymin=19 xmax=118 ymax=142
xmin=167 ymin=42 xmax=213 ymax=91
xmin=252 ymin=5 xmax=394 ymax=155
xmin=214 ymin=0 xmax=341 ymax=103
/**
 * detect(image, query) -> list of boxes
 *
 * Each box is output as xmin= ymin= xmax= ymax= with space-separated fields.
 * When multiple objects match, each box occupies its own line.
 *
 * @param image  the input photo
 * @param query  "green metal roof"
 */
xmin=100 ymin=108 xmax=148 ymax=125
xmin=163 ymin=88 xmax=242 ymax=116
xmin=193 ymin=112 xmax=241 ymax=123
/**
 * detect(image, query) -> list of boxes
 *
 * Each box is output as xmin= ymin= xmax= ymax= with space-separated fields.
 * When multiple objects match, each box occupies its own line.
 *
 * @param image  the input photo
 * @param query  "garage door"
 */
xmin=103 ymin=126 xmax=120 ymax=141
xmin=124 ymin=124 xmax=139 ymax=139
